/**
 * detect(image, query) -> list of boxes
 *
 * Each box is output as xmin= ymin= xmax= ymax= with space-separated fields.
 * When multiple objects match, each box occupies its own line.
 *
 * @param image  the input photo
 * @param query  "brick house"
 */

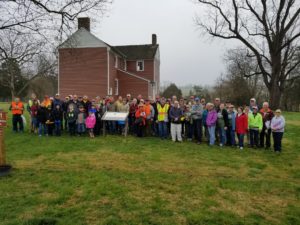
xmin=58 ymin=18 xmax=160 ymax=99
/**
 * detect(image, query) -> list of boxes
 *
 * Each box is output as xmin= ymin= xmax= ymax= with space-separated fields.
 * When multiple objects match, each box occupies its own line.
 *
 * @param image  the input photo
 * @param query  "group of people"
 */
xmin=9 ymin=93 xmax=286 ymax=152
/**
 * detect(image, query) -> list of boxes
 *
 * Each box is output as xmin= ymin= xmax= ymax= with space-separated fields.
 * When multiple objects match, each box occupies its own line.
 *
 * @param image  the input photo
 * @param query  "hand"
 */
xmin=224 ymin=126 xmax=228 ymax=130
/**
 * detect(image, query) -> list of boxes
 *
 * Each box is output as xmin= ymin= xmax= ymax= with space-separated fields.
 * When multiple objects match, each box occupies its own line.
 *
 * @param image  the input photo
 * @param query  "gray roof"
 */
xmin=114 ymin=44 xmax=159 ymax=60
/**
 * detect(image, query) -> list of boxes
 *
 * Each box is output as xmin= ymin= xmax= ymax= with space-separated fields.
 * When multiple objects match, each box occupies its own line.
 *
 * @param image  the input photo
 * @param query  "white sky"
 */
xmin=93 ymin=0 xmax=240 ymax=86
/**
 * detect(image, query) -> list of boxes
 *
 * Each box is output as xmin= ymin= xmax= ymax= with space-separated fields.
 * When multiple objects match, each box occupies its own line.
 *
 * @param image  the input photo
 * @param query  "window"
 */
xmin=136 ymin=60 xmax=144 ymax=71
xmin=114 ymin=79 xmax=119 ymax=95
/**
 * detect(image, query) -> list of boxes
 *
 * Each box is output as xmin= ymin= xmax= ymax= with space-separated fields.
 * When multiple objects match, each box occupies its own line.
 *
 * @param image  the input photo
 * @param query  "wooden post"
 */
xmin=124 ymin=118 xmax=128 ymax=137
xmin=103 ymin=121 xmax=106 ymax=136
xmin=0 ymin=128 xmax=5 ymax=165
xmin=0 ymin=110 xmax=7 ymax=166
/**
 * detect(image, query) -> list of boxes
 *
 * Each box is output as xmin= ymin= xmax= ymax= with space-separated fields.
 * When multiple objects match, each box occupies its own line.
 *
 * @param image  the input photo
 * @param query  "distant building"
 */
xmin=58 ymin=17 xmax=160 ymax=99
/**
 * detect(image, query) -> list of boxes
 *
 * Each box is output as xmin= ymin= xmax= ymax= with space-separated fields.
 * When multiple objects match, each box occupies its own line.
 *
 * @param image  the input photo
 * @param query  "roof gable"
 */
xmin=114 ymin=44 xmax=159 ymax=60
xmin=59 ymin=28 xmax=108 ymax=49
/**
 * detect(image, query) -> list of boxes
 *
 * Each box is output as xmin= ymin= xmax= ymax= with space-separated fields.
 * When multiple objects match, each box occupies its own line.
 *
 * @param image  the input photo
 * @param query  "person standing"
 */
xmin=53 ymin=104 xmax=63 ymax=136
xmin=135 ymin=103 xmax=147 ymax=137
xmin=27 ymin=93 xmax=40 ymax=132
xmin=9 ymin=97 xmax=24 ymax=132
xmin=129 ymin=98 xmax=138 ymax=134
xmin=77 ymin=105 xmax=86 ymax=136
xmin=227 ymin=105 xmax=236 ymax=147
xmin=259 ymin=102 xmax=274 ymax=149
xmin=271 ymin=109 xmax=285 ymax=153
xmin=235 ymin=107 xmax=248 ymax=150
xmin=85 ymin=110 xmax=96 ymax=138
xmin=37 ymin=104 xmax=48 ymax=136
xmin=169 ymin=101 xmax=183 ymax=142
xmin=184 ymin=105 xmax=193 ymax=141
xmin=144 ymin=99 xmax=155 ymax=136
xmin=248 ymin=106 xmax=263 ymax=148
xmin=157 ymin=98 xmax=170 ymax=139
xmin=191 ymin=97 xmax=204 ymax=144
xmin=216 ymin=103 xmax=229 ymax=147
xmin=67 ymin=104 xmax=77 ymax=136
xmin=206 ymin=103 xmax=218 ymax=146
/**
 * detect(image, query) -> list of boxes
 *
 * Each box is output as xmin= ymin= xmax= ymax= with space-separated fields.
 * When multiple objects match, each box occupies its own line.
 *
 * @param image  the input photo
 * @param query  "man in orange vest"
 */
xmin=9 ymin=97 xmax=24 ymax=132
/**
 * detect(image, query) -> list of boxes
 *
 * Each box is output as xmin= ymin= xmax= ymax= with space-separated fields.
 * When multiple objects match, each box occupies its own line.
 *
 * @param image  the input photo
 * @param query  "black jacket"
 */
xmin=53 ymin=108 xmax=63 ymax=121
xmin=37 ymin=107 xmax=47 ymax=124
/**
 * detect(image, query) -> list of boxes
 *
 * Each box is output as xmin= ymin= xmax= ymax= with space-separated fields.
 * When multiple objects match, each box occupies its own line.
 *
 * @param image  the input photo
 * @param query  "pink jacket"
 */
xmin=85 ymin=114 xmax=96 ymax=129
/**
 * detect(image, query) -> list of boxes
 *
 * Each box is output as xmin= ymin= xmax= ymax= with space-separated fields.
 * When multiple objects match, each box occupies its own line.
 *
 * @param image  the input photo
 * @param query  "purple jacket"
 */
xmin=206 ymin=109 xmax=217 ymax=127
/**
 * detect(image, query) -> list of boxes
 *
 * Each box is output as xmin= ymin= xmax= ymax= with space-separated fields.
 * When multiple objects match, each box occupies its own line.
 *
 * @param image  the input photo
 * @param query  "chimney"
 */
xmin=78 ymin=17 xmax=90 ymax=31
xmin=152 ymin=34 xmax=157 ymax=45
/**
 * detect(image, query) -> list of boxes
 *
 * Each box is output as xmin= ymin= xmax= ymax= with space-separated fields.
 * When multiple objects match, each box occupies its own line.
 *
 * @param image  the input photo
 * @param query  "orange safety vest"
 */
xmin=11 ymin=102 xmax=24 ymax=115
xmin=144 ymin=104 xmax=151 ymax=117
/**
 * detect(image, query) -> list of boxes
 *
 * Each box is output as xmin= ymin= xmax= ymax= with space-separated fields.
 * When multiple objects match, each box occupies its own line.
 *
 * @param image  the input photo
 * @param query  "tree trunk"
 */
xmin=269 ymin=83 xmax=282 ymax=109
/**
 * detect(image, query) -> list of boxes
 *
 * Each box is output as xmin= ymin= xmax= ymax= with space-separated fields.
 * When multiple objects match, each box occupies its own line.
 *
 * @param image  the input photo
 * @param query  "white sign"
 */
xmin=102 ymin=112 xmax=128 ymax=121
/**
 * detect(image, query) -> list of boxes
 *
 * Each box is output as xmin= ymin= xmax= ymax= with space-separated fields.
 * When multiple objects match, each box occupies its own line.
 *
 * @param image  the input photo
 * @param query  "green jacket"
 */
xmin=248 ymin=112 xmax=263 ymax=130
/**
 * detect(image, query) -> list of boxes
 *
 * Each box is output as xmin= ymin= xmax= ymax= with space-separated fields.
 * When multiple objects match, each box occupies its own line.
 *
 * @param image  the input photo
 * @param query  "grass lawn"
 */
xmin=0 ymin=103 xmax=299 ymax=225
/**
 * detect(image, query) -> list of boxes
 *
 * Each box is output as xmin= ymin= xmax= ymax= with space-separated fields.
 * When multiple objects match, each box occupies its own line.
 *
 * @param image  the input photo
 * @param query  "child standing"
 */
xmin=135 ymin=103 xmax=147 ymax=137
xmin=85 ymin=110 xmax=96 ymax=138
xmin=67 ymin=105 xmax=77 ymax=136
xmin=45 ymin=106 xmax=54 ymax=136
xmin=77 ymin=105 xmax=86 ymax=136
xmin=53 ymin=104 xmax=63 ymax=136
xmin=37 ymin=104 xmax=47 ymax=136
xmin=235 ymin=107 xmax=248 ymax=150
xmin=271 ymin=109 xmax=285 ymax=153
xmin=30 ymin=100 xmax=39 ymax=133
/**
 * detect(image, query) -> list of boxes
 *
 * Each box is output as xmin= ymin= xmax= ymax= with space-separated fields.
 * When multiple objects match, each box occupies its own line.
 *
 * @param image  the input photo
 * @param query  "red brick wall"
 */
xmin=126 ymin=60 xmax=154 ymax=81
xmin=117 ymin=70 xmax=149 ymax=98
xmin=59 ymin=48 xmax=108 ymax=98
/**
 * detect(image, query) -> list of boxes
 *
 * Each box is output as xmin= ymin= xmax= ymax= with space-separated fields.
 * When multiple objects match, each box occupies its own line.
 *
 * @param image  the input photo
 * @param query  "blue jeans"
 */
xmin=237 ymin=134 xmax=244 ymax=147
xmin=192 ymin=119 xmax=202 ymax=142
xmin=226 ymin=129 xmax=236 ymax=146
xmin=77 ymin=123 xmax=86 ymax=134
xmin=38 ymin=123 xmax=47 ymax=136
xmin=54 ymin=120 xmax=61 ymax=136
xmin=208 ymin=125 xmax=216 ymax=145
xmin=272 ymin=132 xmax=283 ymax=152
xmin=158 ymin=121 xmax=168 ymax=139
xmin=250 ymin=129 xmax=259 ymax=147
xmin=185 ymin=122 xmax=193 ymax=139
xmin=218 ymin=127 xmax=227 ymax=145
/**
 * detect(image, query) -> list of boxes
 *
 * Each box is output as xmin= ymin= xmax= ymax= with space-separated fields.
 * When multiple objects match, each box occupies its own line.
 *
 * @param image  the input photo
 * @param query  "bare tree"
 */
xmin=0 ymin=30 xmax=56 ymax=98
xmin=196 ymin=0 xmax=300 ymax=108
xmin=0 ymin=0 xmax=111 ymax=42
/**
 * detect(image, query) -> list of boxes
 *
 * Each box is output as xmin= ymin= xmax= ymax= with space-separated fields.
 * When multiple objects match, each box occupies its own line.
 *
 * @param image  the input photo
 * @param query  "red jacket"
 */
xmin=135 ymin=109 xmax=146 ymax=126
xmin=236 ymin=113 xmax=248 ymax=134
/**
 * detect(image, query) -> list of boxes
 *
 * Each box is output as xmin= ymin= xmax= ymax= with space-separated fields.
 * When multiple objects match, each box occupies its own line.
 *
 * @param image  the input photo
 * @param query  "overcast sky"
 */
xmin=94 ymin=0 xmax=239 ymax=86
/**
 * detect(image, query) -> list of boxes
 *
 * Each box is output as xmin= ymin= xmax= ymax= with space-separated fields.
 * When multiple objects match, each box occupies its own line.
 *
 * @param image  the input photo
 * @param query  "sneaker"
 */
xmin=219 ymin=144 xmax=223 ymax=147
xmin=240 ymin=147 xmax=243 ymax=150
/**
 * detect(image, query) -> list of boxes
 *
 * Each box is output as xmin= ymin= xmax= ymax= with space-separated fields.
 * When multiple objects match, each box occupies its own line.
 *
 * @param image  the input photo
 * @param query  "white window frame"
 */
xmin=124 ymin=59 xmax=127 ymax=71
xmin=136 ymin=60 xmax=144 ymax=71
xmin=114 ymin=79 xmax=119 ymax=95
xmin=114 ymin=55 xmax=118 ymax=68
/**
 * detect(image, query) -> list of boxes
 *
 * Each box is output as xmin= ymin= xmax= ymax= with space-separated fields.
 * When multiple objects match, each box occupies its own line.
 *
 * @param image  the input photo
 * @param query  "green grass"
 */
xmin=0 ymin=103 xmax=300 ymax=225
